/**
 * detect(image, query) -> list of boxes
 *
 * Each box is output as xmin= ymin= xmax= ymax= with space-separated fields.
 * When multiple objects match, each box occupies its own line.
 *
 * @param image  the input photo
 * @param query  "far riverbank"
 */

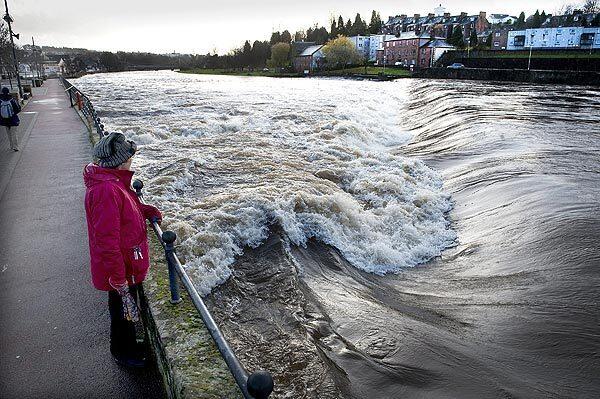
xmin=179 ymin=66 xmax=411 ymax=80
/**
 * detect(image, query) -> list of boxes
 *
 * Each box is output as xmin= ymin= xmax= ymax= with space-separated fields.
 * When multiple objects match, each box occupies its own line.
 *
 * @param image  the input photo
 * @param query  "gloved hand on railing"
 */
xmin=142 ymin=204 xmax=162 ymax=225
xmin=110 ymin=280 xmax=140 ymax=322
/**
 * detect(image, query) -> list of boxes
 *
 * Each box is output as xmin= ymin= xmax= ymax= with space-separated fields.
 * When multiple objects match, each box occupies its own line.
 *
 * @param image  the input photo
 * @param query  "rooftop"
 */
xmin=299 ymin=45 xmax=323 ymax=57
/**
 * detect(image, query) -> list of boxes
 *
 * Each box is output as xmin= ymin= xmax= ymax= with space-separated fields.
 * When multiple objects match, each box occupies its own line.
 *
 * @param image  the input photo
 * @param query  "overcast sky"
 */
xmin=10 ymin=0 xmax=570 ymax=54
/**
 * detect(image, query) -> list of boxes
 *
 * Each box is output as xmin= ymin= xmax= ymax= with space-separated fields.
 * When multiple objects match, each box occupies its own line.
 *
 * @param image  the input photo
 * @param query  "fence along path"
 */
xmin=0 ymin=78 xmax=165 ymax=398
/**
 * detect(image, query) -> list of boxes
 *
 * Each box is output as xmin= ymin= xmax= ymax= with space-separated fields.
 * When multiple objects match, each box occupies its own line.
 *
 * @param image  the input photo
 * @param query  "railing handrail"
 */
xmin=60 ymin=76 xmax=274 ymax=399
xmin=61 ymin=77 xmax=106 ymax=140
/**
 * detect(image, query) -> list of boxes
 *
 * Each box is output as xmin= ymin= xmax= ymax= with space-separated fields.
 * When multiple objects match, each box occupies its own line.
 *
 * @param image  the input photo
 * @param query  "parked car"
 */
xmin=394 ymin=61 xmax=402 ymax=66
xmin=262 ymin=68 xmax=269 ymax=72
xmin=447 ymin=63 xmax=465 ymax=69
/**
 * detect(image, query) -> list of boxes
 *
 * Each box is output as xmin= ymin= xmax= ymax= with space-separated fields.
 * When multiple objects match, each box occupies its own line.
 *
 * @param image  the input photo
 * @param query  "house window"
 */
xmin=494 ymin=41 xmax=500 ymax=46
xmin=495 ymin=32 xmax=501 ymax=37
xmin=513 ymin=35 xmax=525 ymax=46
xmin=581 ymin=33 xmax=595 ymax=46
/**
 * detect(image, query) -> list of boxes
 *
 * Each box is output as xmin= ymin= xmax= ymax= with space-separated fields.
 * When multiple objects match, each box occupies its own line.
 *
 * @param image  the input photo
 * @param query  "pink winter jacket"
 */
xmin=83 ymin=163 xmax=162 ymax=291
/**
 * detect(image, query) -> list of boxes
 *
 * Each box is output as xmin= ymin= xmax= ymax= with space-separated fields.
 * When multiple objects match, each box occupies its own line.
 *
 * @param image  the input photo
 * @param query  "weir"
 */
xmin=61 ymin=77 xmax=274 ymax=399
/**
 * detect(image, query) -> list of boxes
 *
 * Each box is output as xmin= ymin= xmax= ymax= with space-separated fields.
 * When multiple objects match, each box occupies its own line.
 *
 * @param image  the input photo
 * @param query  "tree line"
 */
xmin=198 ymin=11 xmax=383 ymax=71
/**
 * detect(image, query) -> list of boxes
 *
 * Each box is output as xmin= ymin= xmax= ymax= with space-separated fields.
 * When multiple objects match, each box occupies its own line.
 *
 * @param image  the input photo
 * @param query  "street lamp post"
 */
xmin=527 ymin=33 xmax=534 ymax=71
xmin=32 ymin=36 xmax=41 ymax=80
xmin=3 ymin=0 xmax=22 ymax=99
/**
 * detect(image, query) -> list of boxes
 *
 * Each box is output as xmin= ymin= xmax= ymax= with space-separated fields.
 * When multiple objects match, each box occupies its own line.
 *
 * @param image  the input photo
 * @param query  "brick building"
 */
xmin=382 ymin=11 xmax=489 ymax=44
xmin=490 ymin=29 xmax=510 ymax=50
xmin=292 ymin=45 xmax=324 ymax=73
xmin=376 ymin=33 xmax=454 ymax=68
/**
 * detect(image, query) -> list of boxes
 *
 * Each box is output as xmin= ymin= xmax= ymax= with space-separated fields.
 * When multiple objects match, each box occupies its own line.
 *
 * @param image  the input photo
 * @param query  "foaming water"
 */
xmin=74 ymin=72 xmax=600 ymax=398
xmin=74 ymin=72 xmax=455 ymax=295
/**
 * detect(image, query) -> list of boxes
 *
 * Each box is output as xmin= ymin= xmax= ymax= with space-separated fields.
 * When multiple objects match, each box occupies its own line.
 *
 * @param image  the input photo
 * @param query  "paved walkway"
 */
xmin=0 ymin=79 xmax=165 ymax=399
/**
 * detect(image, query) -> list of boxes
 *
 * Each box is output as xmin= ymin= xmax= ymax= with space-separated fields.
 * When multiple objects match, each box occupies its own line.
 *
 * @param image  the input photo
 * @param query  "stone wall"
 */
xmin=141 ymin=236 xmax=242 ymax=399
xmin=414 ymin=67 xmax=600 ymax=86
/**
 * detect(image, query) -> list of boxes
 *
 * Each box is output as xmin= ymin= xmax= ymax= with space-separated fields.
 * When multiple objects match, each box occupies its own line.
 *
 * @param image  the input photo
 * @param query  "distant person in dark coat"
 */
xmin=0 ymin=87 xmax=21 ymax=151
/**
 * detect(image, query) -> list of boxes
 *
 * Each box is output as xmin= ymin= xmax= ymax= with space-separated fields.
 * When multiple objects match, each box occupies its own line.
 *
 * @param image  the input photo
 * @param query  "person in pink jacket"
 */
xmin=84 ymin=132 xmax=161 ymax=368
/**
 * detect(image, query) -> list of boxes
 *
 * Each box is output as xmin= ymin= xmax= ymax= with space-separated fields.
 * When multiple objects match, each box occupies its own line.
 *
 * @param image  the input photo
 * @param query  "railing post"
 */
xmin=162 ymin=231 xmax=183 ymax=305
xmin=133 ymin=179 xmax=182 ymax=305
xmin=67 ymin=89 xmax=73 ymax=107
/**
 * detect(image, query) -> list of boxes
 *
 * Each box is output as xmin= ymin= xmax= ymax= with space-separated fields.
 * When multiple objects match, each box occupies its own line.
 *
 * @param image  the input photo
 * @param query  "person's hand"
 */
xmin=146 ymin=205 xmax=162 ymax=225
xmin=113 ymin=283 xmax=140 ymax=322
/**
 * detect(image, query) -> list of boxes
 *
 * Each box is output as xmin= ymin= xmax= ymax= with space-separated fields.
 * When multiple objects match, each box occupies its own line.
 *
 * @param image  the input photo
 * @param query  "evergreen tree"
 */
xmin=449 ymin=25 xmax=465 ymax=48
xmin=350 ymin=13 xmax=367 ymax=36
xmin=540 ymin=11 xmax=547 ymax=26
xmin=516 ymin=12 xmax=526 ymax=29
xmin=330 ymin=18 xmax=338 ymax=39
xmin=315 ymin=27 xmax=330 ymax=44
xmin=251 ymin=41 xmax=271 ymax=67
xmin=469 ymin=30 xmax=478 ymax=48
xmin=281 ymin=30 xmax=292 ymax=43
xmin=368 ymin=11 xmax=382 ymax=34
xmin=306 ymin=25 xmax=330 ymax=44
xmin=338 ymin=16 xmax=346 ymax=36
xmin=592 ymin=13 xmax=600 ymax=27
xmin=294 ymin=31 xmax=306 ymax=42
xmin=485 ymin=33 xmax=492 ymax=48
xmin=242 ymin=40 xmax=252 ymax=67
xmin=528 ymin=10 xmax=541 ymax=28
xmin=270 ymin=31 xmax=281 ymax=45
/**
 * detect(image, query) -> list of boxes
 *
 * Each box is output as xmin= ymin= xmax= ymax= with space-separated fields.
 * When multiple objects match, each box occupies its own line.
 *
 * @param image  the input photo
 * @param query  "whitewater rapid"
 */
xmin=74 ymin=71 xmax=455 ymax=295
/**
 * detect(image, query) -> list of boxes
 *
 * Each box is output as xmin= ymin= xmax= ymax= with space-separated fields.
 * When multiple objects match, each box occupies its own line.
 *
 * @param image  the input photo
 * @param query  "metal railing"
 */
xmin=60 ymin=77 xmax=106 ymax=140
xmin=61 ymin=77 xmax=274 ymax=399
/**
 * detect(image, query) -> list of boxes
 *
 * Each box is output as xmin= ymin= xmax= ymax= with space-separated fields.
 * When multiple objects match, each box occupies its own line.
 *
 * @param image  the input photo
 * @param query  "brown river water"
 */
xmin=74 ymin=71 xmax=600 ymax=398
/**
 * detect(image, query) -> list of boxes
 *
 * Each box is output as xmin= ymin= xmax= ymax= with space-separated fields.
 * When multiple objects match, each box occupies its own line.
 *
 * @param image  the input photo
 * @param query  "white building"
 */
xmin=347 ymin=36 xmax=371 ymax=60
xmin=507 ymin=27 xmax=600 ymax=50
xmin=347 ymin=35 xmax=392 ymax=62
xmin=367 ymin=35 xmax=389 ymax=62
xmin=488 ymin=14 xmax=518 ymax=25
xmin=434 ymin=4 xmax=446 ymax=17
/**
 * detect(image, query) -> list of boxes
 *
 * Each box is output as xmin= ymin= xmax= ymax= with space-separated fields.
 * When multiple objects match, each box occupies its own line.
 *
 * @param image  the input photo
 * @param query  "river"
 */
xmin=74 ymin=71 xmax=600 ymax=398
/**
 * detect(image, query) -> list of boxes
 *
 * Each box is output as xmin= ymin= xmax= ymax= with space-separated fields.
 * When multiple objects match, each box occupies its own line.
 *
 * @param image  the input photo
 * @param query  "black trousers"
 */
xmin=108 ymin=284 xmax=140 ymax=356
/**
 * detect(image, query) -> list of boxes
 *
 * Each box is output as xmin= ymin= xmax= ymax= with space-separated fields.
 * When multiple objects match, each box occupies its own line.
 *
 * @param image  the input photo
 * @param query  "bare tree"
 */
xmin=0 ymin=22 xmax=14 ymax=77
xmin=556 ymin=3 xmax=576 ymax=15
xmin=582 ymin=0 xmax=599 ymax=13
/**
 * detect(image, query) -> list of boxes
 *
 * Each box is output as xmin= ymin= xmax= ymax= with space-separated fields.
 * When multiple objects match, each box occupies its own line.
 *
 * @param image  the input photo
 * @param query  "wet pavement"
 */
xmin=0 ymin=79 xmax=165 ymax=399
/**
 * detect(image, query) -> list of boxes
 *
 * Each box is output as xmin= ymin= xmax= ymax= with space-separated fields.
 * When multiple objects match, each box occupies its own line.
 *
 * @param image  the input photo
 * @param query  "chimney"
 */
xmin=414 ymin=14 xmax=421 ymax=20
xmin=479 ymin=11 xmax=486 ymax=19
xmin=444 ymin=12 xmax=450 ymax=18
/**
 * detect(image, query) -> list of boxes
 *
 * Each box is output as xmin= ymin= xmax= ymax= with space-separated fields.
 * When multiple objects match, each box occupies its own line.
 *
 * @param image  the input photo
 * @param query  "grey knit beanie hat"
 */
xmin=94 ymin=132 xmax=137 ymax=168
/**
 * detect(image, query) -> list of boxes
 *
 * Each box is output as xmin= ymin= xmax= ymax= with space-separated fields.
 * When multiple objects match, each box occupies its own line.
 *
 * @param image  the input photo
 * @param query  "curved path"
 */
xmin=0 ymin=79 xmax=165 ymax=399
